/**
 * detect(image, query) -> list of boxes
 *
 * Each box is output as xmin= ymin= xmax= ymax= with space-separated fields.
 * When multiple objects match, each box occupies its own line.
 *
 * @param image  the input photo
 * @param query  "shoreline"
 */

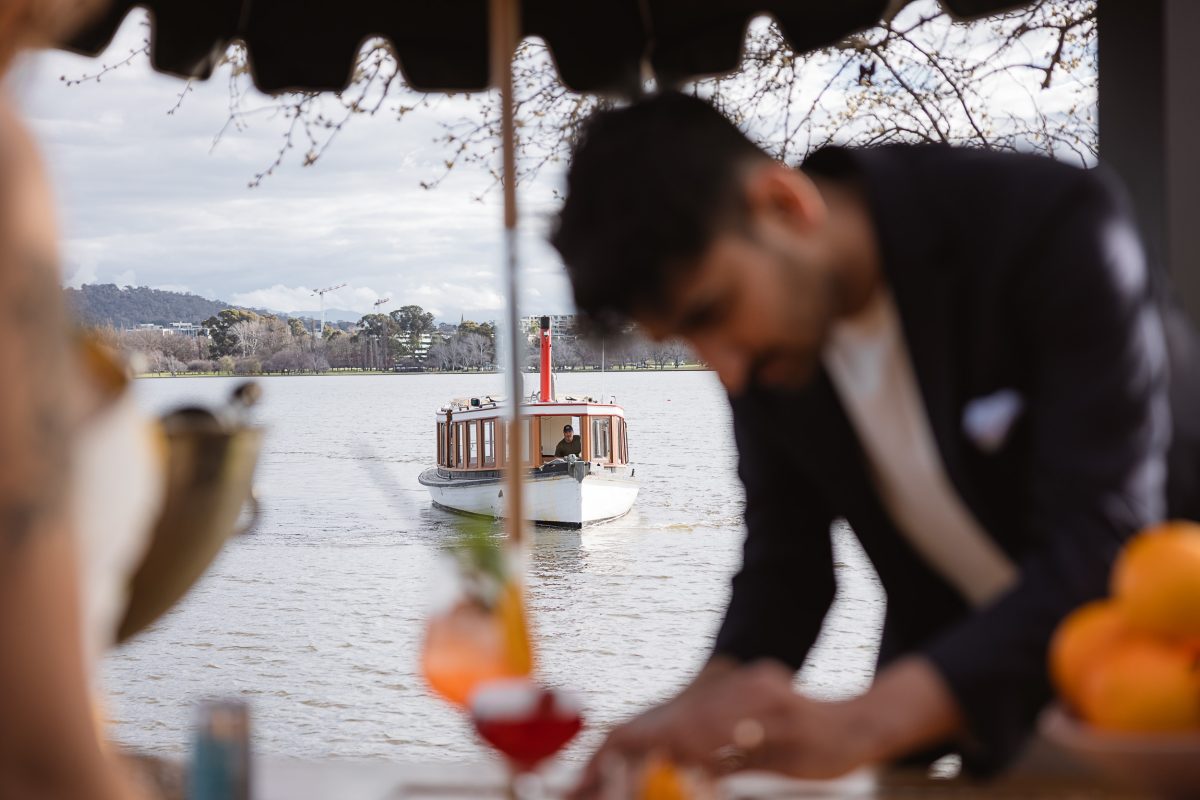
xmin=134 ymin=365 xmax=710 ymax=379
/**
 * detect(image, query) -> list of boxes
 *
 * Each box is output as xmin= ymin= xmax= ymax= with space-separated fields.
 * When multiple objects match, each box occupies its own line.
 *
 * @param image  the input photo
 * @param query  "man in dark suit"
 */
xmin=551 ymin=92 xmax=1199 ymax=792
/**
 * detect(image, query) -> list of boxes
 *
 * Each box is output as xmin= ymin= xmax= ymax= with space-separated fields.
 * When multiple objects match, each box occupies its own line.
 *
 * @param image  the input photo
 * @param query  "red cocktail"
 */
xmin=471 ymin=679 xmax=584 ymax=794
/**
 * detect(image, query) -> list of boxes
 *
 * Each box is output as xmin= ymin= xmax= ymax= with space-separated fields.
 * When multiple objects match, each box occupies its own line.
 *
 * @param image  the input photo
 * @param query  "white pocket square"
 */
xmin=963 ymin=389 xmax=1025 ymax=454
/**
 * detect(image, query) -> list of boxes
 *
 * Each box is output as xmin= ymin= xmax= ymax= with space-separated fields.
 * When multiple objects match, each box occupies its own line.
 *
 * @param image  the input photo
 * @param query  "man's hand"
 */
xmin=571 ymin=660 xmax=867 ymax=798
xmin=570 ymin=656 xmax=964 ymax=798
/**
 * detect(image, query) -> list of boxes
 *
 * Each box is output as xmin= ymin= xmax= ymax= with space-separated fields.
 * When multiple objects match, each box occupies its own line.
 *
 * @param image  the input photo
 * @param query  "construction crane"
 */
xmin=312 ymin=282 xmax=347 ymax=342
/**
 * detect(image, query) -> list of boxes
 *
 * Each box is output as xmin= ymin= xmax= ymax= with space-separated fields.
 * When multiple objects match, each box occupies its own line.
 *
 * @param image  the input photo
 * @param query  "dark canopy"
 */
xmin=66 ymin=0 xmax=1030 ymax=95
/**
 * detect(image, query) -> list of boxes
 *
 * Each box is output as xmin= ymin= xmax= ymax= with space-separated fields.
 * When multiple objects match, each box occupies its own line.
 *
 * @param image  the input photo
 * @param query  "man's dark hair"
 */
xmin=550 ymin=91 xmax=768 ymax=327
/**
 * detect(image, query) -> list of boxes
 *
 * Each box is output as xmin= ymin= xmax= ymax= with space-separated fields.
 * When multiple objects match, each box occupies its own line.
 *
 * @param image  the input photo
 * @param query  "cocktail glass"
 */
xmin=421 ymin=526 xmax=533 ymax=708
xmin=470 ymin=679 xmax=584 ymax=799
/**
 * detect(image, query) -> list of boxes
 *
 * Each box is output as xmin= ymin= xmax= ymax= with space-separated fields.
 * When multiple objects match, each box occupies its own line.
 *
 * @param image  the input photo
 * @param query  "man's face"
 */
xmin=640 ymin=226 xmax=838 ymax=397
xmin=564 ymin=430 xmax=574 ymax=441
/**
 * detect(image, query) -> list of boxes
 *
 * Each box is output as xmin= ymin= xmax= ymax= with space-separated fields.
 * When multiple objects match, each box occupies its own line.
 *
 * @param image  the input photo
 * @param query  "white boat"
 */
xmin=418 ymin=317 xmax=638 ymax=527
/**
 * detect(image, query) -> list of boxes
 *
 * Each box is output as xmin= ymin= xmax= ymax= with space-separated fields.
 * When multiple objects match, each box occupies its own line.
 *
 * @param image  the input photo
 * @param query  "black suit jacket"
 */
xmin=713 ymin=144 xmax=1199 ymax=773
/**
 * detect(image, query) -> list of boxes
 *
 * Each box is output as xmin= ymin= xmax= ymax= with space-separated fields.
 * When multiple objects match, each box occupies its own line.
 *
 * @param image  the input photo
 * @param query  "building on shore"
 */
xmin=128 ymin=321 xmax=205 ymax=337
xmin=520 ymin=314 xmax=578 ymax=341
xmin=410 ymin=332 xmax=436 ymax=360
xmin=167 ymin=322 xmax=204 ymax=337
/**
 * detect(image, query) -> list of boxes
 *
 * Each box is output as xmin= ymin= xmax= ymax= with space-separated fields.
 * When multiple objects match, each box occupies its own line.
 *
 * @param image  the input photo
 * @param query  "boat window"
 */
xmin=621 ymin=419 xmax=629 ymax=463
xmin=592 ymin=416 xmax=611 ymax=462
xmin=466 ymin=421 xmax=478 ymax=467
xmin=437 ymin=422 xmax=446 ymax=466
xmin=482 ymin=419 xmax=495 ymax=467
xmin=539 ymin=415 xmax=581 ymax=458
xmin=455 ymin=422 xmax=465 ymax=467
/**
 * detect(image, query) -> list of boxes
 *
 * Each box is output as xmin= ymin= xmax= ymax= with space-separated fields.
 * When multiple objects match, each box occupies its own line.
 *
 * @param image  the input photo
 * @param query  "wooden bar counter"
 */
xmin=253 ymin=758 xmax=1144 ymax=799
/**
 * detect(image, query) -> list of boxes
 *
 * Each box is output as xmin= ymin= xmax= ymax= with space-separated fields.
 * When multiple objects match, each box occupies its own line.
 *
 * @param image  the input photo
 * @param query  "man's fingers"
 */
xmin=570 ymin=706 xmax=691 ymax=798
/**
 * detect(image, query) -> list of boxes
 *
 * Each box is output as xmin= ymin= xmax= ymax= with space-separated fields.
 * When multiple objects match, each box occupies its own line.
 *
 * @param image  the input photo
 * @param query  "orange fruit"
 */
xmin=638 ymin=758 xmax=688 ymax=800
xmin=636 ymin=756 xmax=716 ymax=799
xmin=1077 ymin=636 xmax=1200 ymax=732
xmin=1112 ymin=521 xmax=1200 ymax=639
xmin=1050 ymin=600 xmax=1131 ymax=711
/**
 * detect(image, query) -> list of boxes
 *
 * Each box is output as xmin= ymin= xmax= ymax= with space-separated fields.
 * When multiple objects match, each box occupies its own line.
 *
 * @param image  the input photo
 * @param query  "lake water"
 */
xmin=105 ymin=371 xmax=884 ymax=763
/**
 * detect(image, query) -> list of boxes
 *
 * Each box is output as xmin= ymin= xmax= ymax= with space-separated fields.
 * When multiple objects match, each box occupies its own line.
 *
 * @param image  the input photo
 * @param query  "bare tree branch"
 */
xmin=65 ymin=0 xmax=1097 ymax=189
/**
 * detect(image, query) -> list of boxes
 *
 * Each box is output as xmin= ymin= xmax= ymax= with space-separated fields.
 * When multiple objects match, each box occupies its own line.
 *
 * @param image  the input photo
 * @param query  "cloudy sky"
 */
xmin=12 ymin=7 xmax=1092 ymax=324
xmin=14 ymin=10 xmax=571 ymax=322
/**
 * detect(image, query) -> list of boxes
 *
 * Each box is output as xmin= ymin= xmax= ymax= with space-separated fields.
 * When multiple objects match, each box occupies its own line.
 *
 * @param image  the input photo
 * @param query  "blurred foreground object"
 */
xmin=71 ymin=337 xmax=165 ymax=662
xmin=189 ymin=698 xmax=251 ymax=800
xmin=1045 ymin=521 xmax=1200 ymax=796
xmin=1111 ymin=521 xmax=1200 ymax=639
xmin=633 ymin=756 xmax=714 ymax=800
xmin=422 ymin=524 xmax=588 ymax=798
xmin=73 ymin=340 xmax=264 ymax=647
xmin=421 ymin=523 xmax=533 ymax=707
xmin=1042 ymin=707 xmax=1200 ymax=799
xmin=1050 ymin=521 xmax=1200 ymax=732
xmin=470 ymin=679 xmax=583 ymax=797
xmin=116 ymin=380 xmax=263 ymax=642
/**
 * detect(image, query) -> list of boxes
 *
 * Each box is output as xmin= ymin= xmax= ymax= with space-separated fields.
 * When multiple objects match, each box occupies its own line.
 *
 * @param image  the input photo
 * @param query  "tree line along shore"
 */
xmin=88 ymin=305 xmax=698 ymax=377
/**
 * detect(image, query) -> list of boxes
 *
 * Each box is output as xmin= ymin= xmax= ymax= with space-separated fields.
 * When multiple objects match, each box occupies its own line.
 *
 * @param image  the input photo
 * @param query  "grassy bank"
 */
xmin=136 ymin=364 xmax=710 ymax=379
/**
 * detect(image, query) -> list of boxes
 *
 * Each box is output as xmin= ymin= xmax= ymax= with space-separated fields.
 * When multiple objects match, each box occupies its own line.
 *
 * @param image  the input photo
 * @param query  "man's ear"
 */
xmin=632 ymin=313 xmax=674 ymax=343
xmin=742 ymin=162 xmax=827 ymax=234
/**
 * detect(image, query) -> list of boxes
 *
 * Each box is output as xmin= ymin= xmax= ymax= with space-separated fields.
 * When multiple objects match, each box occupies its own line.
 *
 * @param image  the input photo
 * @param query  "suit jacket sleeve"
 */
xmin=713 ymin=391 xmax=838 ymax=669
xmin=923 ymin=168 xmax=1171 ymax=773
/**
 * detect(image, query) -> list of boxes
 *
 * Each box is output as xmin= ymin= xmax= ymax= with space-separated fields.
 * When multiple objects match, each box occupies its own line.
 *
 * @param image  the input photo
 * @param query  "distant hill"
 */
xmin=65 ymin=284 xmax=238 ymax=328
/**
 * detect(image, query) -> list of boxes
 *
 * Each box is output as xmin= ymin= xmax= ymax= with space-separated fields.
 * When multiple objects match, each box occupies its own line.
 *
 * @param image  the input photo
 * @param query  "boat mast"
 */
xmin=539 ymin=316 xmax=553 ymax=402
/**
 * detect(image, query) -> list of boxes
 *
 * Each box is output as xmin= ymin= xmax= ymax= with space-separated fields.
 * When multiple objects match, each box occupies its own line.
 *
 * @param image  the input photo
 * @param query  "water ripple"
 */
xmin=103 ymin=373 xmax=884 ymax=762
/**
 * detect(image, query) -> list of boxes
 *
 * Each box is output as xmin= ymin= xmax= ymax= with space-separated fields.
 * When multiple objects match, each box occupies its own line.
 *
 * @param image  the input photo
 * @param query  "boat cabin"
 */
xmin=434 ymin=397 xmax=629 ymax=474
xmin=432 ymin=316 xmax=631 ymax=477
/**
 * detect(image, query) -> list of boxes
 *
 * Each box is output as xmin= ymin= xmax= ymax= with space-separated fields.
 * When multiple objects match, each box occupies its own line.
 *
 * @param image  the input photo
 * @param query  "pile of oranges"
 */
xmin=1051 ymin=521 xmax=1200 ymax=732
xmin=637 ymin=757 xmax=712 ymax=800
xmin=638 ymin=759 xmax=690 ymax=800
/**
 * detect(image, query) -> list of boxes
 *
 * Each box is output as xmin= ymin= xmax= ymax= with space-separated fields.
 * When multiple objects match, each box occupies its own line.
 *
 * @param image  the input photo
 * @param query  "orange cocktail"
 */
xmin=421 ymin=578 xmax=533 ymax=707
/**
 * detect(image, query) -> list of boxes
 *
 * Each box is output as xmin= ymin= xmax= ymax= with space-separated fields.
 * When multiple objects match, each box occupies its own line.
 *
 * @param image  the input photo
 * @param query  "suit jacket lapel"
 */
xmin=853 ymin=148 xmax=975 ymax=504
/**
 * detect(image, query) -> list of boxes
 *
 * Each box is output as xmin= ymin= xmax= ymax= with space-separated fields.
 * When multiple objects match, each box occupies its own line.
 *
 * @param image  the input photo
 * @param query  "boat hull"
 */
xmin=418 ymin=466 xmax=638 ymax=528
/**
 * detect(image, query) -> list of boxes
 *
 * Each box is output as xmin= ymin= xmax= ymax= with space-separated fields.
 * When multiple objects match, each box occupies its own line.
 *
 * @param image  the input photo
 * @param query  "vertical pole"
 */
xmin=1099 ymin=0 xmax=1200 ymax=323
xmin=1164 ymin=1 xmax=1200 ymax=323
xmin=491 ymin=0 xmax=524 ymax=545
